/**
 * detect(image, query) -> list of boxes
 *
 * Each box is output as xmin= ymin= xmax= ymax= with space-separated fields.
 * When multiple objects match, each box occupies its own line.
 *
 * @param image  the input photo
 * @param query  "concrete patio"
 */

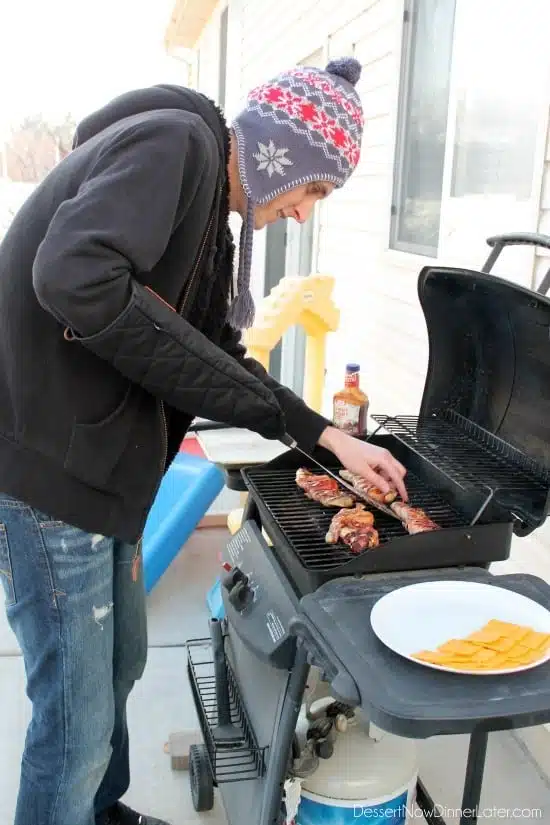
xmin=1 ymin=526 xmax=550 ymax=824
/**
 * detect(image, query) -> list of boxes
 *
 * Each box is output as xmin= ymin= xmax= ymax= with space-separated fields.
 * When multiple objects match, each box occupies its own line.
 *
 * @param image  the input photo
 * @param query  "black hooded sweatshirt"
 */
xmin=0 ymin=85 xmax=330 ymax=542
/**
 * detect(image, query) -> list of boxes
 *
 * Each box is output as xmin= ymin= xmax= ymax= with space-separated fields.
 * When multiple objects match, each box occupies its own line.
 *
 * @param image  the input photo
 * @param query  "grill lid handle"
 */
xmin=482 ymin=232 xmax=550 ymax=294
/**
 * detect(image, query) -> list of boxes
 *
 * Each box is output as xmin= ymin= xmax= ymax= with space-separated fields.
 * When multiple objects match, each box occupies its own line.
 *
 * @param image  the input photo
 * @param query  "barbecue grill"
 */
xmin=242 ymin=253 xmax=550 ymax=597
xmin=184 ymin=233 xmax=550 ymax=825
xmin=241 ymin=438 xmax=510 ymax=597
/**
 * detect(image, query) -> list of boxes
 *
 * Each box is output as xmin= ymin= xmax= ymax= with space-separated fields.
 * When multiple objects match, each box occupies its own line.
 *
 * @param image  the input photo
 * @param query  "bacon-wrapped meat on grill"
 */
xmin=295 ymin=468 xmax=355 ymax=508
xmin=339 ymin=470 xmax=398 ymax=504
xmin=325 ymin=503 xmax=379 ymax=554
xmin=390 ymin=501 xmax=440 ymax=534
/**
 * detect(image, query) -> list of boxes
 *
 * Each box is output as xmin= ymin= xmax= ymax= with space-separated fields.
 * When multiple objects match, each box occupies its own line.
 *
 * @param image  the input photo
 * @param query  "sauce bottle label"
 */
xmin=333 ymin=399 xmax=367 ymax=436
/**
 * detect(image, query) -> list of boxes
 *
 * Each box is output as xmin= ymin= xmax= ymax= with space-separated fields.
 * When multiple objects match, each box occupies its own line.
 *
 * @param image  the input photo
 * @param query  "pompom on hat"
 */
xmin=228 ymin=57 xmax=364 ymax=329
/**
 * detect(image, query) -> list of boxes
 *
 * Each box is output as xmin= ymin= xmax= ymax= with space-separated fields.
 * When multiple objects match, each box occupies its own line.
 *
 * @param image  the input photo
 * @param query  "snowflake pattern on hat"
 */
xmin=253 ymin=140 xmax=293 ymax=177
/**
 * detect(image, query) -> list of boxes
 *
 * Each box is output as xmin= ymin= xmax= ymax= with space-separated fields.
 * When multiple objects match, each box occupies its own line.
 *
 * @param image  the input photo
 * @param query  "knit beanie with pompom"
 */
xmin=228 ymin=57 xmax=364 ymax=329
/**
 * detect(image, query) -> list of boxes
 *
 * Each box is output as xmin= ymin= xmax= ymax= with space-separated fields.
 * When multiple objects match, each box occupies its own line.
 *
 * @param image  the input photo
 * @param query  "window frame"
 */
xmin=218 ymin=5 xmax=229 ymax=111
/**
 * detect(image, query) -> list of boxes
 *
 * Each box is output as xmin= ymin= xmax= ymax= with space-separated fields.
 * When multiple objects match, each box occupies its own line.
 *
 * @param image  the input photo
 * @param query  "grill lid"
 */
xmin=408 ymin=265 xmax=550 ymax=533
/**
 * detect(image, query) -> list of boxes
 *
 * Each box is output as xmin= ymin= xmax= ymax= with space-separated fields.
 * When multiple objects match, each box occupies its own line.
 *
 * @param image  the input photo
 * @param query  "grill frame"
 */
xmin=241 ymin=434 xmax=514 ymax=597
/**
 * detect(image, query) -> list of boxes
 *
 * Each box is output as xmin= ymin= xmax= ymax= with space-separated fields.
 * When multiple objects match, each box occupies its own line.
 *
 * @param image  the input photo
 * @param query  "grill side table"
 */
xmin=287 ymin=568 xmax=550 ymax=825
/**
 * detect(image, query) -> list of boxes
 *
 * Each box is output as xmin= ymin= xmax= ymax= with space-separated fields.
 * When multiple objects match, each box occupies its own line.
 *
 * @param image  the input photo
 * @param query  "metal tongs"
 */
xmin=280 ymin=434 xmax=402 ymax=522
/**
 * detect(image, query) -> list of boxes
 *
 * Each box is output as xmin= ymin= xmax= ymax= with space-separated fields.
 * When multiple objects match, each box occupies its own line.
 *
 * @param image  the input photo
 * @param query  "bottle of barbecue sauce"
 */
xmin=332 ymin=363 xmax=369 ymax=438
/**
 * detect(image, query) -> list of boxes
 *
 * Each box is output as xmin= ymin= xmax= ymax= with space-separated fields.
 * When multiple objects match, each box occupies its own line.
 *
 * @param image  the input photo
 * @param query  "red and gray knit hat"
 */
xmin=228 ymin=57 xmax=364 ymax=329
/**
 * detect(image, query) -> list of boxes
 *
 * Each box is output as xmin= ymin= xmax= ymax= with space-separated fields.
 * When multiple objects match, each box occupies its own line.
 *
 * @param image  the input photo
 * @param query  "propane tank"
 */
xmin=291 ymin=703 xmax=418 ymax=825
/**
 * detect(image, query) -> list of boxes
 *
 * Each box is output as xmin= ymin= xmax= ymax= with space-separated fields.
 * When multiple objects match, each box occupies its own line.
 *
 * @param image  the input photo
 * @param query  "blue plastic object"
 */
xmin=142 ymin=452 xmax=225 ymax=593
xmin=207 ymin=577 xmax=225 ymax=620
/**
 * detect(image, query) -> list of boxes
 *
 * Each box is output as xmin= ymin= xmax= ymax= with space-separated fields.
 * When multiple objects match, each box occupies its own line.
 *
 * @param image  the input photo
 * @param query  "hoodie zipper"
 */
xmin=156 ymin=203 xmax=218 ymax=490
xmin=178 ymin=206 xmax=217 ymax=314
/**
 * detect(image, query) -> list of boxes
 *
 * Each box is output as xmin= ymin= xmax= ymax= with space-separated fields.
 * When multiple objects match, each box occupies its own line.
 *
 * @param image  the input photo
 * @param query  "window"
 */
xmin=390 ymin=0 xmax=549 ymax=260
xmin=390 ymin=0 xmax=456 ymax=256
xmin=449 ymin=1 xmax=541 ymax=202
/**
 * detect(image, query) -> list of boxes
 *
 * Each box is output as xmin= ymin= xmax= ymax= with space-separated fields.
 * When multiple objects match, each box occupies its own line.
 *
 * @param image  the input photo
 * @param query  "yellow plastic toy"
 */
xmin=227 ymin=274 xmax=340 ymax=535
xmin=244 ymin=273 xmax=339 ymax=414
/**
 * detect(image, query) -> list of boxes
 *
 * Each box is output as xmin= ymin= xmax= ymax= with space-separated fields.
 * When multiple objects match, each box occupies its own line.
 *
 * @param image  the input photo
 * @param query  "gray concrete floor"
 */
xmin=1 ymin=527 xmax=550 ymax=824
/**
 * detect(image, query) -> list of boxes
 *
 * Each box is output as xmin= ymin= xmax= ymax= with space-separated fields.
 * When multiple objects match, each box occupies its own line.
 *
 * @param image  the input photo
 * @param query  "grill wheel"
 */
xmin=189 ymin=743 xmax=215 ymax=812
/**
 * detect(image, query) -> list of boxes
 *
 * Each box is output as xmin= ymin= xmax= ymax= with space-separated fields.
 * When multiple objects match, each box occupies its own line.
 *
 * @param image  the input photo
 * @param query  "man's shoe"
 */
xmin=98 ymin=801 xmax=172 ymax=825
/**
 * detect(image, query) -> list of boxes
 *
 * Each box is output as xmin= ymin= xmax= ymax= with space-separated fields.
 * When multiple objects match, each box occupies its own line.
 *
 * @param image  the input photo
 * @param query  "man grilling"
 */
xmin=0 ymin=57 xmax=407 ymax=825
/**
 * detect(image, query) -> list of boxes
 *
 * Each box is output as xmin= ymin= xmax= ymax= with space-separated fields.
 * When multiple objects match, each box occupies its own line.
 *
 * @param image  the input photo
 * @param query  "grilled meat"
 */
xmin=390 ymin=501 xmax=440 ymax=534
xmin=326 ymin=503 xmax=379 ymax=554
xmin=368 ymin=486 xmax=398 ymax=504
xmin=295 ymin=468 xmax=355 ymax=508
xmin=326 ymin=503 xmax=374 ymax=541
xmin=339 ymin=470 xmax=439 ymax=533
xmin=341 ymin=526 xmax=380 ymax=554
xmin=339 ymin=470 xmax=398 ymax=504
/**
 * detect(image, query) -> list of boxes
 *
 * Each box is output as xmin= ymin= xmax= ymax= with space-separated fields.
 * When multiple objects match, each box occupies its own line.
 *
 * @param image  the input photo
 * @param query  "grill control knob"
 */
xmin=221 ymin=566 xmax=248 ymax=592
xmin=228 ymin=579 xmax=254 ymax=610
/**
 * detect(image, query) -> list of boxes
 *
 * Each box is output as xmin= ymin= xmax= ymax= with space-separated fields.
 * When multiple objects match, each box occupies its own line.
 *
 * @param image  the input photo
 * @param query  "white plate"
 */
xmin=370 ymin=580 xmax=550 ymax=675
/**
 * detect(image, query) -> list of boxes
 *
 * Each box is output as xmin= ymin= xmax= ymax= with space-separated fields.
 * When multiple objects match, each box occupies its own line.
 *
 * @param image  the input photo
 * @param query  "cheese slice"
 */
xmin=412 ymin=618 xmax=550 ymax=672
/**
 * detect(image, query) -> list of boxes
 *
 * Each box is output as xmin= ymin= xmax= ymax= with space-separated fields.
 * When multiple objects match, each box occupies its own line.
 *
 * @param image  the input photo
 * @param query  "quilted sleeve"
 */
xmin=218 ymin=323 xmax=332 ymax=453
xmin=63 ymin=282 xmax=286 ymax=439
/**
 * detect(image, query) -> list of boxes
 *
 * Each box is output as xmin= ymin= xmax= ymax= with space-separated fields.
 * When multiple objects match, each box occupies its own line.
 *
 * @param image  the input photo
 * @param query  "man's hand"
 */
xmin=318 ymin=426 xmax=408 ymax=502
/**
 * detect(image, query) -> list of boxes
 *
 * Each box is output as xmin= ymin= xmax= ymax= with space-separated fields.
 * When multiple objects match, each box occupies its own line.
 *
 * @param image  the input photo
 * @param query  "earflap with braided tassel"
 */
xmin=227 ymin=198 xmax=256 ymax=329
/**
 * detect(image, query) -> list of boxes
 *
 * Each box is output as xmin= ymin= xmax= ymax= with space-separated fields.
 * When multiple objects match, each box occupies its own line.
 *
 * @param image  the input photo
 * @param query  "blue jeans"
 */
xmin=0 ymin=495 xmax=148 ymax=825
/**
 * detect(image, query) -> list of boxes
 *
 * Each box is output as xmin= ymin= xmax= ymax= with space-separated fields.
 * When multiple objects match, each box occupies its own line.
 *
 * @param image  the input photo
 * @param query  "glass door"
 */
xmin=263 ymin=47 xmax=324 ymax=395
xmin=279 ymin=209 xmax=316 ymax=396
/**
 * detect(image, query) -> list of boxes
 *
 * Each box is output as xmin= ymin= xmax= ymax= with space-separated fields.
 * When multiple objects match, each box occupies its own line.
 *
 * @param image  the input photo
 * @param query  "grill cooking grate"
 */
xmin=371 ymin=411 xmax=550 ymax=500
xmin=244 ymin=466 xmax=467 ymax=571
